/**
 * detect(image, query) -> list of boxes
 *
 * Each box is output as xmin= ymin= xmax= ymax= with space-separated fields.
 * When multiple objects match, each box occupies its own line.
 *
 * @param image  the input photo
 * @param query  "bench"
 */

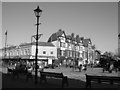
xmin=7 ymin=66 xmax=33 ymax=80
xmin=39 ymin=71 xmax=69 ymax=88
xmin=7 ymin=67 xmax=13 ymax=74
xmin=85 ymin=74 xmax=120 ymax=89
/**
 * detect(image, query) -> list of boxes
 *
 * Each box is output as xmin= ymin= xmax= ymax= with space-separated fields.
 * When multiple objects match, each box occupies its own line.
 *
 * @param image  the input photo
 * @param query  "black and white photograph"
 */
xmin=0 ymin=0 xmax=120 ymax=89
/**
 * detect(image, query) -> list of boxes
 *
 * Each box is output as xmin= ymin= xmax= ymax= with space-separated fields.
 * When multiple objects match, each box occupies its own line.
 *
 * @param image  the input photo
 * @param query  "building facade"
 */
xmin=48 ymin=29 xmax=95 ymax=65
xmin=0 ymin=42 xmax=57 ymax=65
xmin=1 ymin=29 xmax=97 ymax=66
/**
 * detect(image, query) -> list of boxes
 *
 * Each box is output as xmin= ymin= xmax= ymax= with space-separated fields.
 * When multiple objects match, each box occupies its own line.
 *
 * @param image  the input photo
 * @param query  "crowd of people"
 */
xmin=2 ymin=57 xmax=120 ymax=75
xmin=3 ymin=59 xmax=45 ymax=75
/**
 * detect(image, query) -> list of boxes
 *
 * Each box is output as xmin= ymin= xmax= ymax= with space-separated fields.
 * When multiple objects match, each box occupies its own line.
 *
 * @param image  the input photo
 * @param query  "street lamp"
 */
xmin=118 ymin=33 xmax=120 ymax=39
xmin=34 ymin=6 xmax=42 ymax=84
xmin=4 ymin=31 xmax=7 ymax=59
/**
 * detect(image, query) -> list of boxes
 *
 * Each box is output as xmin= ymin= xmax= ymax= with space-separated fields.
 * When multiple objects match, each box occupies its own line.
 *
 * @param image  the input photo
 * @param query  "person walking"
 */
xmin=109 ymin=63 xmax=113 ymax=73
xmin=78 ymin=64 xmax=82 ymax=72
xmin=118 ymin=67 xmax=120 ymax=77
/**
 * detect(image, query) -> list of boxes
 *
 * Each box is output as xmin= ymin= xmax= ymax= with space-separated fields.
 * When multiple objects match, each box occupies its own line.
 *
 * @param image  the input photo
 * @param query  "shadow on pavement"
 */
xmin=2 ymin=72 xmax=120 ymax=89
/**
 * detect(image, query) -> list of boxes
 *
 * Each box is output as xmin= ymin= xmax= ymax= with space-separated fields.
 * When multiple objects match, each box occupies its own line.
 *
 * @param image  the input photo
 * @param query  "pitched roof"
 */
xmin=66 ymin=35 xmax=85 ymax=44
xmin=48 ymin=29 xmax=66 ymax=42
xmin=95 ymin=50 xmax=101 ymax=54
xmin=92 ymin=45 xmax=95 ymax=49
xmin=66 ymin=35 xmax=72 ymax=40
xmin=1 ymin=45 xmax=16 ymax=50
xmin=37 ymin=42 xmax=55 ymax=47
xmin=56 ymin=29 xmax=64 ymax=37
xmin=83 ymin=38 xmax=92 ymax=47
xmin=48 ymin=33 xmax=57 ymax=42
xmin=20 ymin=42 xmax=55 ymax=47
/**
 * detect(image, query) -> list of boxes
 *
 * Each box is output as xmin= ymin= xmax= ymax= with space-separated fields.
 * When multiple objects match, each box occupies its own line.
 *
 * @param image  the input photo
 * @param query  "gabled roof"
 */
xmin=48 ymin=29 xmax=66 ymax=42
xmin=66 ymin=35 xmax=76 ymax=43
xmin=37 ymin=42 xmax=55 ymax=47
xmin=56 ymin=29 xmax=65 ymax=37
xmin=66 ymin=35 xmax=71 ymax=40
xmin=92 ymin=45 xmax=95 ymax=49
xmin=48 ymin=33 xmax=57 ymax=42
xmin=83 ymin=38 xmax=92 ymax=47
xmin=0 ymin=42 xmax=55 ymax=50
xmin=95 ymin=50 xmax=101 ymax=54
xmin=66 ymin=35 xmax=85 ymax=44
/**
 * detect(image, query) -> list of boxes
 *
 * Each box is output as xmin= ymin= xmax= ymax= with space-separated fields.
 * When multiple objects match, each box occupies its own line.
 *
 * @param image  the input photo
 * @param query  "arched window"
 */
xmin=10 ymin=51 xmax=13 ymax=56
xmin=24 ymin=49 xmax=26 ymax=55
xmin=27 ymin=49 xmax=31 ymax=55
xmin=12 ymin=50 xmax=15 ymax=56
xmin=24 ymin=48 xmax=29 ymax=55
xmin=21 ymin=49 xmax=23 ymax=55
xmin=16 ymin=50 xmax=19 ymax=56
xmin=25 ymin=48 xmax=30 ymax=55
xmin=21 ymin=49 xmax=24 ymax=55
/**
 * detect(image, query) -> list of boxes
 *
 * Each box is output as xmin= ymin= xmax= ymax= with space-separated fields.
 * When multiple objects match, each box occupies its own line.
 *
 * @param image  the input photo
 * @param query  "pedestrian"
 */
xmin=58 ymin=63 xmax=61 ymax=69
xmin=118 ymin=67 xmax=120 ymax=77
xmin=109 ymin=63 xmax=113 ymax=73
xmin=78 ymin=64 xmax=82 ymax=72
xmin=113 ymin=60 xmax=118 ymax=72
xmin=84 ymin=64 xmax=87 ymax=71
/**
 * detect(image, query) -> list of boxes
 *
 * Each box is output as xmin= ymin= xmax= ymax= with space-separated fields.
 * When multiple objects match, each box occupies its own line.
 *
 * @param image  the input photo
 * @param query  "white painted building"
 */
xmin=30 ymin=42 xmax=57 ymax=64
xmin=0 ymin=42 xmax=57 ymax=65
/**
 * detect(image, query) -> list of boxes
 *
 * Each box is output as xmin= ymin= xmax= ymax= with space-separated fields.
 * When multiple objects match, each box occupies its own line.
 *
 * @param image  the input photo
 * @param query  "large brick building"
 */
xmin=48 ymin=29 xmax=96 ymax=65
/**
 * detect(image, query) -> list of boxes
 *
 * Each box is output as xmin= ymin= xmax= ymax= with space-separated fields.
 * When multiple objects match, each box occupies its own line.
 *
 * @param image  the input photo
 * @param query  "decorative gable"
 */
xmin=48 ymin=29 xmax=66 ymax=42
xmin=61 ymin=33 xmax=65 ymax=37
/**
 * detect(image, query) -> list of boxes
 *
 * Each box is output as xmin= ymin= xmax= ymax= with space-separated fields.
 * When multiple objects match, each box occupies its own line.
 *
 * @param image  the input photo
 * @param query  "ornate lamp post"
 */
xmin=34 ymin=6 xmax=42 ymax=84
xmin=118 ymin=33 xmax=120 ymax=39
xmin=4 ymin=31 xmax=7 ymax=59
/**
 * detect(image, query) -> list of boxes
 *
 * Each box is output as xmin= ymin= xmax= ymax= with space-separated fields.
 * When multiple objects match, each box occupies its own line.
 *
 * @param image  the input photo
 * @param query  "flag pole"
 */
xmin=4 ymin=31 xmax=7 ymax=59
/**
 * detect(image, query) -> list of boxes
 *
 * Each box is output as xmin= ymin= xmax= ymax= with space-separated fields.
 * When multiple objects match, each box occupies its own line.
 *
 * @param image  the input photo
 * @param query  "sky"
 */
xmin=1 ymin=1 xmax=119 ymax=54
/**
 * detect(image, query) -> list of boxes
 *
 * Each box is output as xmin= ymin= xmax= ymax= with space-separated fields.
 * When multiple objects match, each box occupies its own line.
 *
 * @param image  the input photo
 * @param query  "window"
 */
xmin=20 ymin=50 xmax=22 ymax=55
xmin=43 ymin=51 xmax=46 ymax=54
xmin=61 ymin=42 xmax=65 ymax=48
xmin=21 ymin=49 xmax=24 ymax=55
xmin=23 ymin=49 xmax=26 ymax=55
xmin=51 ymin=51 xmax=53 ymax=54
xmin=10 ymin=51 xmax=13 ymax=56
xmin=27 ymin=49 xmax=31 ymax=55
xmin=25 ymin=49 xmax=28 ymax=55
xmin=17 ymin=50 xmax=19 ymax=56
xmin=61 ymin=50 xmax=64 ymax=56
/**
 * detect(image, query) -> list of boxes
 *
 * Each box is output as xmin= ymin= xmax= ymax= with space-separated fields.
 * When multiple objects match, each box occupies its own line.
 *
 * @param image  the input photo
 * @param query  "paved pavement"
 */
xmin=43 ymin=67 xmax=119 ymax=81
xmin=1 ymin=65 xmax=120 ymax=88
